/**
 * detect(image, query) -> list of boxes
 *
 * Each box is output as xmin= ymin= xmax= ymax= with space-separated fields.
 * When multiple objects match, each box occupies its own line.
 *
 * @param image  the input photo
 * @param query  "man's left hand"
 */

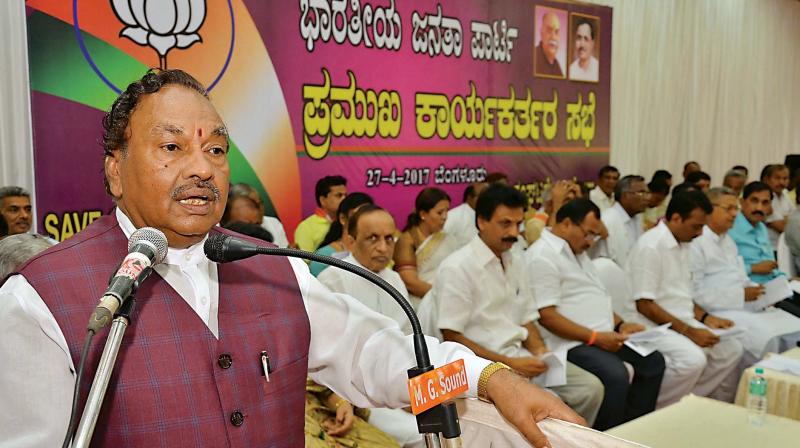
xmin=486 ymin=368 xmax=585 ymax=448
xmin=704 ymin=315 xmax=734 ymax=329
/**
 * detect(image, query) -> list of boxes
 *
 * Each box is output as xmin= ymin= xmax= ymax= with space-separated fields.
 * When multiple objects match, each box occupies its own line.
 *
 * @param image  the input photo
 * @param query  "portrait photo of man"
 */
xmin=534 ymin=6 xmax=568 ymax=79
xmin=569 ymin=14 xmax=600 ymax=83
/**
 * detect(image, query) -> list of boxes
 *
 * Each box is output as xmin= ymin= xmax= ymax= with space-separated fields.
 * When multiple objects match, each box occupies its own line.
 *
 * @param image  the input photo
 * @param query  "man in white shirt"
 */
xmin=627 ymin=190 xmax=744 ymax=407
xmin=531 ymin=199 xmax=665 ymax=430
xmin=762 ymin=164 xmax=794 ymax=248
xmin=592 ymin=175 xmax=648 ymax=265
xmin=0 ymin=70 xmax=581 ymax=448
xmin=434 ymin=184 xmax=604 ymax=426
xmin=690 ymin=187 xmax=800 ymax=360
xmin=568 ymin=18 xmax=600 ymax=82
xmin=443 ymin=181 xmax=488 ymax=247
xmin=588 ymin=165 xmax=618 ymax=212
xmin=318 ymin=204 xmax=419 ymax=446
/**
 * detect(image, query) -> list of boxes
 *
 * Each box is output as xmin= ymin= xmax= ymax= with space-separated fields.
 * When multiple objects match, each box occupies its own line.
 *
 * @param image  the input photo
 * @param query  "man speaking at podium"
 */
xmin=0 ymin=70 xmax=580 ymax=447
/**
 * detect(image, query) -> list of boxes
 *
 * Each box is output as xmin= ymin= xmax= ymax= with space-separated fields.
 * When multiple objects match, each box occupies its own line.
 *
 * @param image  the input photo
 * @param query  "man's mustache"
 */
xmin=170 ymin=181 xmax=221 ymax=201
xmin=502 ymin=237 xmax=518 ymax=243
xmin=752 ymin=211 xmax=765 ymax=217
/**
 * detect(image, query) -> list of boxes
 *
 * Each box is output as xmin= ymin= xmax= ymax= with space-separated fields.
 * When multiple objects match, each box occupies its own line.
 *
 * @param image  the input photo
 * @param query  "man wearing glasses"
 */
xmin=529 ymin=198 xmax=666 ymax=430
xmin=591 ymin=175 xmax=649 ymax=266
xmin=691 ymin=187 xmax=800 ymax=362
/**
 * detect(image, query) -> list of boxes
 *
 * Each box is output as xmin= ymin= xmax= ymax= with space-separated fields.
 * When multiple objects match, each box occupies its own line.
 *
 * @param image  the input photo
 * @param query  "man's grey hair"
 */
xmin=228 ymin=182 xmax=257 ymax=199
xmin=706 ymin=186 xmax=736 ymax=204
xmin=723 ymin=169 xmax=746 ymax=181
xmin=0 ymin=186 xmax=30 ymax=201
xmin=0 ymin=234 xmax=53 ymax=278
xmin=614 ymin=175 xmax=645 ymax=200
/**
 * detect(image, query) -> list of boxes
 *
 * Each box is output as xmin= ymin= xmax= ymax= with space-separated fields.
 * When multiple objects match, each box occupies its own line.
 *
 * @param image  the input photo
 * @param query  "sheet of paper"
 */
xmin=756 ymin=353 xmax=800 ymax=376
xmin=626 ymin=323 xmax=672 ymax=343
xmin=745 ymin=276 xmax=792 ymax=312
xmin=533 ymin=350 xmax=567 ymax=388
xmin=711 ymin=326 xmax=747 ymax=339
xmin=624 ymin=340 xmax=657 ymax=357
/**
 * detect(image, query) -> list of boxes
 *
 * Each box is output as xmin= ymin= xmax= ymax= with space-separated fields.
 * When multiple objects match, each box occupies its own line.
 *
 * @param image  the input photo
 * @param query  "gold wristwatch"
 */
xmin=477 ymin=362 xmax=512 ymax=402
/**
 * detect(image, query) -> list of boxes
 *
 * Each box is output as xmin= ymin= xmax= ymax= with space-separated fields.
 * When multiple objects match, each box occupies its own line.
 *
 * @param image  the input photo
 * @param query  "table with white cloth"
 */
xmin=734 ymin=347 xmax=800 ymax=421
xmin=456 ymin=398 xmax=648 ymax=447
xmin=606 ymin=394 xmax=799 ymax=447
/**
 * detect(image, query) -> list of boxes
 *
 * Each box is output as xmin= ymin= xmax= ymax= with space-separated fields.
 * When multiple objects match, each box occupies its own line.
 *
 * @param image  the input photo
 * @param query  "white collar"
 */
xmin=115 ymin=208 xmax=209 ymax=268
xmin=611 ymin=202 xmax=632 ymax=223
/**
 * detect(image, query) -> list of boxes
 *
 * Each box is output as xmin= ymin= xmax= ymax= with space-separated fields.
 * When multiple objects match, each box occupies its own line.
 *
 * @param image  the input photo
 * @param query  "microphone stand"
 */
xmin=71 ymin=268 xmax=152 ymax=448
xmin=244 ymin=245 xmax=463 ymax=448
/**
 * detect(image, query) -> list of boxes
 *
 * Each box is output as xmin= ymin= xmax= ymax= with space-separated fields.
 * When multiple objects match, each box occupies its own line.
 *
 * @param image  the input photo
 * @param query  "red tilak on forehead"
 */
xmin=197 ymin=128 xmax=204 ymax=137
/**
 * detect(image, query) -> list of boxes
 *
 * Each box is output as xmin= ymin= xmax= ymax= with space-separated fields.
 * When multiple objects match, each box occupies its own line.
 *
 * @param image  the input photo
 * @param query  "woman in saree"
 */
xmin=393 ymin=188 xmax=458 ymax=308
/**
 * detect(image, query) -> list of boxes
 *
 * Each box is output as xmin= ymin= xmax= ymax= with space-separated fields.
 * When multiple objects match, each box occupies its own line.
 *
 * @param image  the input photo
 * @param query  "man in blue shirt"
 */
xmin=728 ymin=181 xmax=782 ymax=284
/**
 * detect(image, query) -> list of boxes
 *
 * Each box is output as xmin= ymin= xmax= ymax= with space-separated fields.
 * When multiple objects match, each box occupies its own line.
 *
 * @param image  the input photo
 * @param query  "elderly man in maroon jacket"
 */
xmin=0 ymin=70 xmax=580 ymax=447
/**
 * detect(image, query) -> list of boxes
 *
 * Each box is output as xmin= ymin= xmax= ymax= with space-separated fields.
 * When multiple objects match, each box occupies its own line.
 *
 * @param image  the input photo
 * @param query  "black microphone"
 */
xmin=204 ymin=232 xmax=463 ymax=441
xmin=87 ymin=227 xmax=168 ymax=332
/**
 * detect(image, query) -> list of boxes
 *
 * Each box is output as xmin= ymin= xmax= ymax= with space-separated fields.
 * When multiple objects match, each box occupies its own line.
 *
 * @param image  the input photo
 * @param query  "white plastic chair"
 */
xmin=777 ymin=233 xmax=797 ymax=277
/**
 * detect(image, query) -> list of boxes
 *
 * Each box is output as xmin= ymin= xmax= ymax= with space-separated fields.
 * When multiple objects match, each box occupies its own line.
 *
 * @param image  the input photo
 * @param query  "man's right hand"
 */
xmin=505 ymin=356 xmax=549 ymax=378
xmin=751 ymin=260 xmax=778 ymax=275
xmin=684 ymin=327 xmax=719 ymax=347
xmin=593 ymin=332 xmax=627 ymax=352
xmin=744 ymin=285 xmax=765 ymax=301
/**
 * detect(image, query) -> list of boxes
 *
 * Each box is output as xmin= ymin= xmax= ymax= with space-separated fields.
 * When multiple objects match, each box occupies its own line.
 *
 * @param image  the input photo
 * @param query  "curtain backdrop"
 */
xmin=594 ymin=0 xmax=800 ymax=182
xmin=0 ymin=0 xmax=35 ymax=196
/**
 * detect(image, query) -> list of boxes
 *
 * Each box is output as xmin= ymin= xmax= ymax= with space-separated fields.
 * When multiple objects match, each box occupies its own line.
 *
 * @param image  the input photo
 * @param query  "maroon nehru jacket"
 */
xmin=14 ymin=214 xmax=310 ymax=446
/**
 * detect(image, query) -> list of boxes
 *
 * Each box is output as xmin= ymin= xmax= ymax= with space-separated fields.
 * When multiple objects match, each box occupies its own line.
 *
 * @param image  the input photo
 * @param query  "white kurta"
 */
xmin=627 ymin=222 xmax=744 ymax=407
xmin=317 ymin=254 xmax=412 ymax=335
xmin=525 ymin=230 xmax=614 ymax=353
xmin=690 ymin=225 xmax=800 ymax=357
xmin=0 ymin=209 xmax=490 ymax=447
xmin=589 ymin=186 xmax=615 ymax=211
xmin=261 ymin=215 xmax=289 ymax=248
xmin=442 ymin=202 xmax=477 ymax=248
xmin=767 ymin=189 xmax=795 ymax=249
xmin=593 ymin=202 xmax=643 ymax=266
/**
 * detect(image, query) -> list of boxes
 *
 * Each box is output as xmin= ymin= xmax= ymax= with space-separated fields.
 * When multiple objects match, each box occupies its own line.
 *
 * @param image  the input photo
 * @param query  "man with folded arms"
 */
xmin=690 ymin=187 xmax=800 ymax=361
xmin=531 ymin=198 xmax=665 ymax=430
xmin=626 ymin=190 xmax=744 ymax=407
xmin=434 ymin=184 xmax=604 ymax=426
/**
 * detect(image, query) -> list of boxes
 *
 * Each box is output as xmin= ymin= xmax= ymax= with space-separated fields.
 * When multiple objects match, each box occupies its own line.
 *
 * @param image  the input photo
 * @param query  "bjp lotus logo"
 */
xmin=111 ymin=0 xmax=207 ymax=69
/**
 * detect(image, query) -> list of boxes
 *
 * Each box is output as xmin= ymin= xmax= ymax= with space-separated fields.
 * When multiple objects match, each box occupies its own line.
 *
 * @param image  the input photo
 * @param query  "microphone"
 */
xmin=86 ymin=227 xmax=168 ymax=332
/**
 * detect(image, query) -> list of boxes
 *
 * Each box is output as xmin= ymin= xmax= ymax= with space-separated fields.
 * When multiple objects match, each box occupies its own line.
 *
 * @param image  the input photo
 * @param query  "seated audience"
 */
xmin=524 ymin=180 xmax=582 ymax=245
xmin=223 ymin=221 xmax=273 ymax=243
xmin=318 ymin=205 xmax=422 ymax=447
xmin=722 ymin=169 xmax=747 ymax=197
xmin=530 ymin=199 xmax=665 ymax=430
xmin=682 ymin=161 xmax=701 ymax=181
xmin=784 ymin=207 xmax=800 ymax=274
xmin=0 ymin=215 xmax=7 ymax=240
xmin=728 ymin=182 xmax=782 ymax=284
xmin=228 ymin=183 xmax=289 ymax=247
xmin=0 ymin=186 xmax=32 ymax=236
xmin=592 ymin=175 xmax=648 ymax=265
xmin=221 ymin=189 xmax=263 ymax=227
xmin=686 ymin=171 xmax=711 ymax=192
xmin=642 ymin=178 xmax=670 ymax=230
xmin=0 ymin=234 xmax=54 ymax=278
xmin=433 ymin=184 xmax=603 ymax=426
xmin=627 ymin=190 xmax=743 ymax=407
xmin=309 ymin=192 xmax=374 ymax=277
xmin=394 ymin=188 xmax=457 ymax=308
xmin=761 ymin=164 xmax=794 ymax=249
xmin=732 ymin=165 xmax=749 ymax=180
xmin=690 ymin=187 xmax=800 ymax=361
xmin=295 ymin=176 xmax=347 ymax=252
xmin=443 ymin=181 xmax=488 ymax=247
xmin=589 ymin=165 xmax=620 ymax=212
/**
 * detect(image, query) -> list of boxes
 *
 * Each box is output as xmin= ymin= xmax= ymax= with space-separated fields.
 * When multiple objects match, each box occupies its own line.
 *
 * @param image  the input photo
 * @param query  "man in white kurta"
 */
xmin=433 ymin=184 xmax=604 ymax=425
xmin=626 ymin=190 xmax=744 ymax=407
xmin=690 ymin=187 xmax=800 ymax=361
xmin=591 ymin=175 xmax=648 ymax=266
xmin=318 ymin=206 xmax=420 ymax=446
xmin=588 ymin=166 xmax=618 ymax=212
xmin=442 ymin=181 xmax=487 ymax=247
xmin=763 ymin=164 xmax=794 ymax=249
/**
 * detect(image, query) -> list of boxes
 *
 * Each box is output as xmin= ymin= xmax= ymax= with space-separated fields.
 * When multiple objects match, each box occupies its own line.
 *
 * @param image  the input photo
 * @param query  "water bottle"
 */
xmin=747 ymin=367 xmax=768 ymax=426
